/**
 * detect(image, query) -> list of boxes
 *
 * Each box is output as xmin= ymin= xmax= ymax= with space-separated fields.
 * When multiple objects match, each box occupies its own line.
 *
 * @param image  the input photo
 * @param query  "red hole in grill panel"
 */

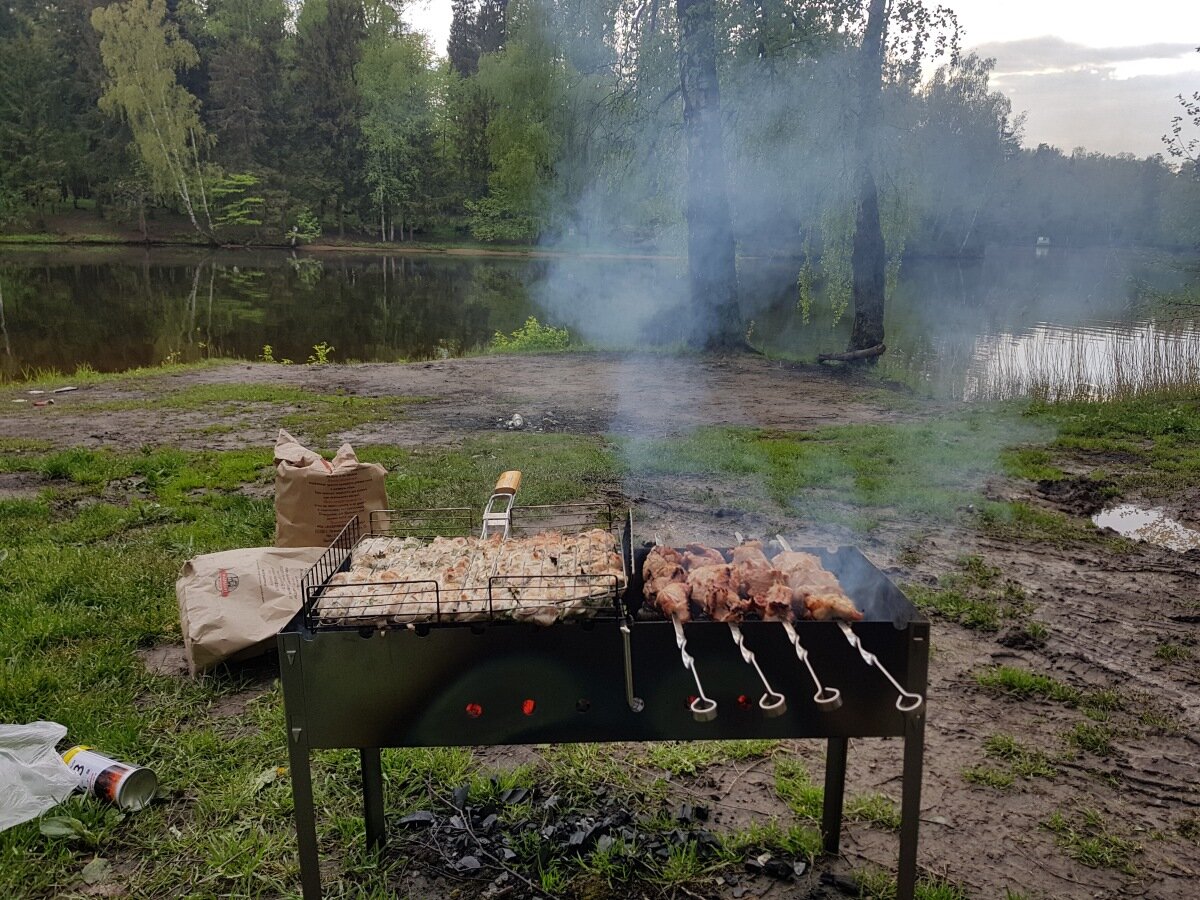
xmin=522 ymin=699 xmax=536 ymax=716
xmin=686 ymin=695 xmax=698 ymax=708
xmin=465 ymin=703 xmax=483 ymax=718
xmin=737 ymin=694 xmax=752 ymax=710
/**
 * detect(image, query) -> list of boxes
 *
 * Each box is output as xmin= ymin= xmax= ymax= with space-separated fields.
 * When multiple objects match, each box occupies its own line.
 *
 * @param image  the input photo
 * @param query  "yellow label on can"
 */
xmin=61 ymin=745 xmax=91 ymax=765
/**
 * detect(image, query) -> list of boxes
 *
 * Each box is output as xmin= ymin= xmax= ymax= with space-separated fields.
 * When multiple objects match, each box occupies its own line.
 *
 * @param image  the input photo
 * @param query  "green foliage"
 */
xmin=489 ymin=316 xmax=570 ymax=352
xmin=91 ymin=0 xmax=215 ymax=237
xmin=1042 ymin=807 xmax=1141 ymax=872
xmin=306 ymin=341 xmax=334 ymax=365
xmin=209 ymin=172 xmax=264 ymax=229
xmin=975 ymin=666 xmax=1082 ymax=704
xmin=906 ymin=554 xmax=1030 ymax=630
xmin=288 ymin=209 xmax=322 ymax=245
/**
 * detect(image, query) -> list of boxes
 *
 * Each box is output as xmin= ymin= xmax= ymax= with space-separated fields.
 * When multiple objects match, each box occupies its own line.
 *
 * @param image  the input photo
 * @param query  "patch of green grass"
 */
xmin=718 ymin=820 xmax=822 ymax=862
xmin=846 ymin=793 xmax=901 ymax=830
xmin=1042 ymin=807 xmax=1141 ymax=873
xmin=1154 ymin=641 xmax=1192 ymax=662
xmin=625 ymin=412 xmax=1050 ymax=531
xmin=1002 ymin=447 xmax=1067 ymax=482
xmin=1025 ymin=395 xmax=1200 ymax=500
xmin=977 ymin=500 xmax=1109 ymax=546
xmin=1064 ymin=722 xmax=1115 ymax=756
xmin=775 ymin=760 xmax=898 ymax=830
xmin=975 ymin=666 xmax=1082 ymax=704
xmin=775 ymin=759 xmax=825 ymax=820
xmin=905 ymin=555 xmax=1030 ymax=631
xmin=983 ymin=734 xmax=1058 ymax=780
xmin=2 ymin=359 xmax=234 ymax=390
xmin=962 ymin=765 xmax=1016 ymax=789
xmin=855 ymin=867 xmax=971 ymax=899
xmin=639 ymin=740 xmax=778 ymax=775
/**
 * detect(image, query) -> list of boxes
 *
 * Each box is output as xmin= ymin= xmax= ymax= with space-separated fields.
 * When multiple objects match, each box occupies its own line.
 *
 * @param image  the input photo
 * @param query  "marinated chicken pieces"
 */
xmin=318 ymin=529 xmax=626 ymax=625
xmin=641 ymin=541 xmax=862 ymax=622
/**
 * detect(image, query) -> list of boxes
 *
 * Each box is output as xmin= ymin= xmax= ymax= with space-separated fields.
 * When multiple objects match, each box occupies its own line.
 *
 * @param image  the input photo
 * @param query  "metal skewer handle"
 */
xmin=837 ymin=622 xmax=924 ymax=713
xmin=672 ymin=616 xmax=718 ymax=722
xmin=780 ymin=620 xmax=842 ymax=711
xmin=727 ymin=624 xmax=787 ymax=716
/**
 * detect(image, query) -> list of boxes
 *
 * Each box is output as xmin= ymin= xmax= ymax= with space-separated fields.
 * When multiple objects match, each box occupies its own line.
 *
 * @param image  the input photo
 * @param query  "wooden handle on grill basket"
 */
xmin=493 ymin=470 xmax=522 ymax=496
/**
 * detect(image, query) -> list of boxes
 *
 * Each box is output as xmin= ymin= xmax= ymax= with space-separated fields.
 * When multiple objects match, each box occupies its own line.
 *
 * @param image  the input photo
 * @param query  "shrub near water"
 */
xmin=489 ymin=316 xmax=571 ymax=352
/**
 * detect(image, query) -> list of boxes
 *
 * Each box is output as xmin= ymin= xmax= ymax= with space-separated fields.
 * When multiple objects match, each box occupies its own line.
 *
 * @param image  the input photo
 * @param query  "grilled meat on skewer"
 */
xmin=771 ymin=550 xmax=863 ymax=621
xmin=683 ymin=543 xmax=726 ymax=568
xmin=656 ymin=580 xmax=692 ymax=622
xmin=688 ymin=564 xmax=750 ymax=622
xmin=730 ymin=541 xmax=772 ymax=567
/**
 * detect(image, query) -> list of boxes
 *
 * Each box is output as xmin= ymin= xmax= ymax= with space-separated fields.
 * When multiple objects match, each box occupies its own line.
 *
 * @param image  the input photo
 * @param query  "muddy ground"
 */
xmin=5 ymin=355 xmax=1197 ymax=899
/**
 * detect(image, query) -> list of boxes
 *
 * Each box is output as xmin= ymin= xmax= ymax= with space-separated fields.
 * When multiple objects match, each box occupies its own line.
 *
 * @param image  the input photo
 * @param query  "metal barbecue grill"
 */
xmin=278 ymin=476 xmax=930 ymax=900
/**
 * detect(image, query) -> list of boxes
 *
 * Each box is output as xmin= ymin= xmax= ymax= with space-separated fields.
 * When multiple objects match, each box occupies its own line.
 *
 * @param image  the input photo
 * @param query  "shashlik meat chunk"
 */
xmin=771 ymin=550 xmax=863 ymax=621
xmin=730 ymin=541 xmax=772 ymax=568
xmin=754 ymin=582 xmax=795 ymax=621
xmin=687 ymin=564 xmax=750 ymax=622
xmin=683 ymin=543 xmax=726 ymax=568
xmin=656 ymin=580 xmax=692 ymax=622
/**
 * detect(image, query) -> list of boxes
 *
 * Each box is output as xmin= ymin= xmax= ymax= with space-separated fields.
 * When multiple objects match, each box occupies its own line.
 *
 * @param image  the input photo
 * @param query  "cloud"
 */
xmin=996 ymin=67 xmax=1197 ymax=157
xmin=970 ymin=36 xmax=1197 ymax=75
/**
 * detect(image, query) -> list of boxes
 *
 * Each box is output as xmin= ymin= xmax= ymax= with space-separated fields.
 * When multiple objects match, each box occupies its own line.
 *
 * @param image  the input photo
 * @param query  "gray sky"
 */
xmin=402 ymin=1 xmax=1200 ymax=158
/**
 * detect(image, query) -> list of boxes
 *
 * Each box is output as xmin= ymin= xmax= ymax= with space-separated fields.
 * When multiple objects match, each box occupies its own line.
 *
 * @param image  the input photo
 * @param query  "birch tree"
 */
xmin=91 ymin=0 xmax=215 ymax=239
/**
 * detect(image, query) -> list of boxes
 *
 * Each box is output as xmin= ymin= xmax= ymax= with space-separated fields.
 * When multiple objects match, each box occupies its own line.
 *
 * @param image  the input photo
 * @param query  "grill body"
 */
xmin=279 ymin=528 xmax=928 ymax=900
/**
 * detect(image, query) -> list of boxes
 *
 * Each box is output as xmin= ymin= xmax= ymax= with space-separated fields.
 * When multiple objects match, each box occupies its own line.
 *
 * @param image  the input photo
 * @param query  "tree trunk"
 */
xmin=677 ymin=0 xmax=741 ymax=351
xmin=848 ymin=0 xmax=888 ymax=353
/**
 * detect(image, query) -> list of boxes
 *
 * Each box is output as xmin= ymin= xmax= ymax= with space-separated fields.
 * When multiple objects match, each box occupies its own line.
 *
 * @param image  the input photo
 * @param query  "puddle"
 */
xmin=1092 ymin=505 xmax=1200 ymax=552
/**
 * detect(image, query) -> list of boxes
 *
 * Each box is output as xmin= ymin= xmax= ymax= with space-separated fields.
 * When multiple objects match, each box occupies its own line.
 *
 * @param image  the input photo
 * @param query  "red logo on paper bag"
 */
xmin=215 ymin=569 xmax=240 ymax=597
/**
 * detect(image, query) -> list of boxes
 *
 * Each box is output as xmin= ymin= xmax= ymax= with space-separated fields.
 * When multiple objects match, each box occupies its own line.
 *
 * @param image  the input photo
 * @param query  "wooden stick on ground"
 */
xmin=818 ymin=343 xmax=886 ymax=363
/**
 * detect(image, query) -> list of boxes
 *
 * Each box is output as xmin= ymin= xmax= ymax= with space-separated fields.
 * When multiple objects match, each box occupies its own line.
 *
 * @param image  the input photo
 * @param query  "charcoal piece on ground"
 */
xmin=397 ymin=810 xmax=436 ymax=828
xmin=479 ymin=813 xmax=498 ymax=832
xmin=675 ymin=802 xmax=694 ymax=823
xmin=764 ymin=858 xmax=794 ymax=880
xmin=596 ymin=834 xmax=615 ymax=853
xmin=456 ymin=855 xmax=482 ymax=872
xmin=452 ymin=785 xmax=470 ymax=808
xmin=499 ymin=787 xmax=530 ymax=805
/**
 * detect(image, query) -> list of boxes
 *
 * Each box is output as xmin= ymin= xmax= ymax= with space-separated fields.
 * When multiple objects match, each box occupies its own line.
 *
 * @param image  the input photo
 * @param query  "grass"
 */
xmin=1153 ymin=641 xmax=1193 ymax=662
xmin=963 ymin=731 xmax=1059 ymax=790
xmin=775 ymin=760 xmax=900 ymax=831
xmin=0 ymin=432 xmax=625 ymax=898
xmin=905 ymin=554 xmax=1030 ymax=631
xmin=1022 ymin=393 xmax=1200 ymax=499
xmin=637 ymin=739 xmax=779 ymax=775
xmin=855 ymin=868 xmax=971 ymax=900
xmin=1042 ymin=807 xmax=1141 ymax=873
xmin=974 ymin=666 xmax=1082 ymax=704
xmin=1064 ymin=722 xmax=1115 ymax=756
xmin=623 ymin=411 xmax=1063 ymax=534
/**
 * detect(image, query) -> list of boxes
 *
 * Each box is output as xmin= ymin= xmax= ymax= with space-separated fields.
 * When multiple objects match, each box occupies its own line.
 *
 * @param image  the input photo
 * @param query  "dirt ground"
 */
xmin=5 ymin=355 xmax=1197 ymax=899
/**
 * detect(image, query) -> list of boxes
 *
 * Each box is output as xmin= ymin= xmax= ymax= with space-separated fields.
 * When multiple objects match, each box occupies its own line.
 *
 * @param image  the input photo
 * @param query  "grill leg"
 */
xmin=821 ymin=737 xmax=849 ymax=854
xmin=288 ymin=738 xmax=322 ymax=900
xmin=361 ymin=747 xmax=386 ymax=849
xmin=896 ymin=711 xmax=926 ymax=900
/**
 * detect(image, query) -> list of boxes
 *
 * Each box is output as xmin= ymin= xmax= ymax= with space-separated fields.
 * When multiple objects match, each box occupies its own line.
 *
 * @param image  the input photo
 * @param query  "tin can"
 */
xmin=61 ymin=746 xmax=158 ymax=810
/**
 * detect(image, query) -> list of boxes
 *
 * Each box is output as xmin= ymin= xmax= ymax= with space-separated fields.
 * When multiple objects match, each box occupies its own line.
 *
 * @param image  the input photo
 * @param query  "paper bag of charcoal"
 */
xmin=273 ymin=429 xmax=388 ymax=548
xmin=176 ymin=546 xmax=325 ymax=675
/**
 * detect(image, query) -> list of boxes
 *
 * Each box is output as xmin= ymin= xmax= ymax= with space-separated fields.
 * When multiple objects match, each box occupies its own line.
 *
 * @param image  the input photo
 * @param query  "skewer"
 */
xmin=774 ymin=535 xmax=922 ymax=714
xmin=656 ymin=535 xmax=717 ymax=722
xmin=779 ymin=620 xmax=842 ymax=711
xmin=726 ymin=623 xmax=787 ymax=716
xmin=837 ymin=622 xmax=923 ymax=712
xmin=672 ymin=615 xmax=718 ymax=722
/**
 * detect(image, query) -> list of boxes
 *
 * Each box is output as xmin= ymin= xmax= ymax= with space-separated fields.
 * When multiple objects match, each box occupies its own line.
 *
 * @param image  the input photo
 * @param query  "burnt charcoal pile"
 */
xmin=390 ymin=781 xmax=808 ymax=898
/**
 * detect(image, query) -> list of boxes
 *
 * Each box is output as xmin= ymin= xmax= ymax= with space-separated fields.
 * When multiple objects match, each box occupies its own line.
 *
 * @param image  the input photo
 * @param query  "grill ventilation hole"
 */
xmin=465 ymin=703 xmax=483 ymax=719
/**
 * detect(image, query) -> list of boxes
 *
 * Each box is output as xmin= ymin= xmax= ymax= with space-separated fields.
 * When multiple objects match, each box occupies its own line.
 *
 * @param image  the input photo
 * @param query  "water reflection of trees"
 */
xmin=0 ymin=253 xmax=543 ymax=378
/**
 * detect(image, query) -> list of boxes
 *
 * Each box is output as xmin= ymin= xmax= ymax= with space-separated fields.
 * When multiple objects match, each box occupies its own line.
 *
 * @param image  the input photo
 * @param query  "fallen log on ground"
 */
xmin=818 ymin=343 xmax=886 ymax=363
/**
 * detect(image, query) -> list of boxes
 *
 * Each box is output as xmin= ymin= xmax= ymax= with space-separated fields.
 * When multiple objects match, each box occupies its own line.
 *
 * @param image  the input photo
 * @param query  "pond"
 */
xmin=0 ymin=245 xmax=1196 ymax=400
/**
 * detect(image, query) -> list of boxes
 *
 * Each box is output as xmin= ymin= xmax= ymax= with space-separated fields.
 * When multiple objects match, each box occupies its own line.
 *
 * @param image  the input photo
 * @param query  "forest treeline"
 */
xmin=1 ymin=0 xmax=1198 ymax=256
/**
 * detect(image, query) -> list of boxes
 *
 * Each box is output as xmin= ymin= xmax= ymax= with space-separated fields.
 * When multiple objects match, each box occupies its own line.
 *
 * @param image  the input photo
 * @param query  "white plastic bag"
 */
xmin=0 ymin=721 xmax=79 ymax=832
